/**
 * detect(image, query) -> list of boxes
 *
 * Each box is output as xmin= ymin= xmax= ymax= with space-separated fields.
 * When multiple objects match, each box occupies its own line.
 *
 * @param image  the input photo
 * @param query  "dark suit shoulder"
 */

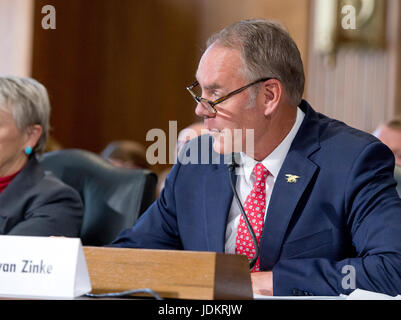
xmin=314 ymin=111 xmax=376 ymax=143
xmin=0 ymin=157 xmax=83 ymax=237
xmin=311 ymin=110 xmax=387 ymax=161
xmin=30 ymin=170 xmax=83 ymax=207
xmin=15 ymin=157 xmax=83 ymax=209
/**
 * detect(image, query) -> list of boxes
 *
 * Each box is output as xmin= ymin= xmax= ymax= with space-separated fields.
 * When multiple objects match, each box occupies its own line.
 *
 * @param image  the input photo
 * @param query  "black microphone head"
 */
xmin=228 ymin=156 xmax=238 ymax=172
xmin=228 ymin=152 xmax=240 ymax=171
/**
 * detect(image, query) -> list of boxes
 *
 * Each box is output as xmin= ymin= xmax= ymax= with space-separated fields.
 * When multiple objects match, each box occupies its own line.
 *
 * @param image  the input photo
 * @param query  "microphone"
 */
xmin=227 ymin=152 xmax=259 ymax=270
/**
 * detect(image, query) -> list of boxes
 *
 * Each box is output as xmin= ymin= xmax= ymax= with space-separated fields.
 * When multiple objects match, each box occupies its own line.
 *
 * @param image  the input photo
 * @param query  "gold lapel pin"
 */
xmin=285 ymin=174 xmax=300 ymax=183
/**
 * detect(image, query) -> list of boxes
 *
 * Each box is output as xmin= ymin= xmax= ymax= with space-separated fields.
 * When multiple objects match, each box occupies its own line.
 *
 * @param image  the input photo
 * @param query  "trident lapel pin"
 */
xmin=285 ymin=174 xmax=300 ymax=183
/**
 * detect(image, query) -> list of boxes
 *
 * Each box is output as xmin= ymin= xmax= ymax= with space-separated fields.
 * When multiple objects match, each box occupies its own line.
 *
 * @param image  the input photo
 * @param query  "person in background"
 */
xmin=45 ymin=135 xmax=63 ymax=152
xmin=101 ymin=140 xmax=149 ymax=169
xmin=0 ymin=76 xmax=83 ymax=236
xmin=374 ymin=119 xmax=401 ymax=166
xmin=374 ymin=119 xmax=401 ymax=196
xmin=155 ymin=166 xmax=171 ymax=198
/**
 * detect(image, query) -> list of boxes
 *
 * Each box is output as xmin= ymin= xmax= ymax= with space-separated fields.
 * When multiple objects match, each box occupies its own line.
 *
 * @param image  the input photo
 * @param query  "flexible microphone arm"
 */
xmin=227 ymin=153 xmax=259 ymax=270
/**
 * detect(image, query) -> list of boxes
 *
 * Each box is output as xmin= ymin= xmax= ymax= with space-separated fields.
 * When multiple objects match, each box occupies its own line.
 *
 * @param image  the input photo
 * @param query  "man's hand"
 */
xmin=251 ymin=271 xmax=273 ymax=296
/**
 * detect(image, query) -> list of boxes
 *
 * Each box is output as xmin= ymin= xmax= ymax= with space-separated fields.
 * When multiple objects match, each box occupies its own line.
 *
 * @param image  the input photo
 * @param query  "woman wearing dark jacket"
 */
xmin=0 ymin=76 xmax=83 ymax=236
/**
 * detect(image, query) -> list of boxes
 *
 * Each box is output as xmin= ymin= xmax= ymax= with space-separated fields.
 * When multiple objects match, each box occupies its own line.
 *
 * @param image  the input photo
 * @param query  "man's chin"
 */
xmin=212 ymin=139 xmax=233 ymax=155
xmin=210 ymin=128 xmax=247 ymax=155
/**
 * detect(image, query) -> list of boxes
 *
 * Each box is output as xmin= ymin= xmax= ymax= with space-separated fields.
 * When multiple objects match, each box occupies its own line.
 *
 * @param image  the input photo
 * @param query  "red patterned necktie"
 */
xmin=235 ymin=163 xmax=269 ymax=272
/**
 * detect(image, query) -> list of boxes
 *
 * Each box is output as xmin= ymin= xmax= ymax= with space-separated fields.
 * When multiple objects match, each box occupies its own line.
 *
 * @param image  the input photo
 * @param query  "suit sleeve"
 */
xmin=109 ymin=161 xmax=183 ymax=249
xmin=273 ymin=141 xmax=401 ymax=296
xmin=7 ymin=183 xmax=83 ymax=237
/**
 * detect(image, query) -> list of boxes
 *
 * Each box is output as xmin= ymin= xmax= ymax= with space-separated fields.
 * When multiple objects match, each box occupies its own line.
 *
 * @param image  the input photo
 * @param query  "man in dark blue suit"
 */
xmin=111 ymin=19 xmax=401 ymax=296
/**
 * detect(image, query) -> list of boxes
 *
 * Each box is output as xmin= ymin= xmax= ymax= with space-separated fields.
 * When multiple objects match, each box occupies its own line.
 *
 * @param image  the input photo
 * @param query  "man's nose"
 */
xmin=195 ymin=102 xmax=216 ymax=118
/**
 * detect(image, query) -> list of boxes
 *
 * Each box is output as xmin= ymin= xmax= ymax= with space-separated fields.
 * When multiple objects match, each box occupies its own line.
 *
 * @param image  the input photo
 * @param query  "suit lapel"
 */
xmin=259 ymin=151 xmax=318 ymax=269
xmin=259 ymin=100 xmax=321 ymax=269
xmin=203 ymin=153 xmax=235 ymax=252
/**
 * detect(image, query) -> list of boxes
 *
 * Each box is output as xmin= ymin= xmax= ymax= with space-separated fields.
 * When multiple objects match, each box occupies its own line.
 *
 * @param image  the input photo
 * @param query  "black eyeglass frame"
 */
xmin=186 ymin=77 xmax=273 ymax=114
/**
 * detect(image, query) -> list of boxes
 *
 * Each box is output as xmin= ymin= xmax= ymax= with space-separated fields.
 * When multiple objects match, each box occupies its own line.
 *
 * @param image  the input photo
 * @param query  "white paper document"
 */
xmin=345 ymin=289 xmax=401 ymax=300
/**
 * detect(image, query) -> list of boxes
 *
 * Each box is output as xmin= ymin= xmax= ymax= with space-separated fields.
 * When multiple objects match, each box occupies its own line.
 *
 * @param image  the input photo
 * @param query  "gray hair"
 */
xmin=206 ymin=19 xmax=305 ymax=106
xmin=0 ymin=76 xmax=50 ymax=154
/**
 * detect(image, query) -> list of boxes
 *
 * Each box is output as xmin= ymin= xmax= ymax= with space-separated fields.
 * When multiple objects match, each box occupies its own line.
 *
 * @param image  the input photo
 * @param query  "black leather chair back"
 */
xmin=40 ymin=149 xmax=157 ymax=245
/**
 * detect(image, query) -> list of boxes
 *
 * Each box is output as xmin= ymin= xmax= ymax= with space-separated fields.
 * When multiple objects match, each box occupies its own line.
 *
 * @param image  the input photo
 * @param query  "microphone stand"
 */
xmin=227 ymin=153 xmax=259 ymax=270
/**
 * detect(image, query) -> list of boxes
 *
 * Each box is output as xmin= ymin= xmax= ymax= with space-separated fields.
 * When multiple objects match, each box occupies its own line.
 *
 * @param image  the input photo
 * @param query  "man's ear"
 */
xmin=24 ymin=125 xmax=43 ymax=151
xmin=261 ymin=79 xmax=282 ymax=117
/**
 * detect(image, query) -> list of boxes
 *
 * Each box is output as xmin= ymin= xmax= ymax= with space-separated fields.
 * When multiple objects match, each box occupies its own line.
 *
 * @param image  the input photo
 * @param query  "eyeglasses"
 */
xmin=186 ymin=77 xmax=272 ymax=114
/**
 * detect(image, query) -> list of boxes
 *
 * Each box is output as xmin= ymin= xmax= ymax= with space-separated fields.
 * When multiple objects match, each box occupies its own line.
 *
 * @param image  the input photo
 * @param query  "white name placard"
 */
xmin=0 ymin=235 xmax=91 ymax=299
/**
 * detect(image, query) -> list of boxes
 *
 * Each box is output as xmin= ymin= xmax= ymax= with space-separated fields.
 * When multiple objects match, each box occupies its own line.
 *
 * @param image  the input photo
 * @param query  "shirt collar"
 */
xmin=240 ymin=106 xmax=305 ymax=185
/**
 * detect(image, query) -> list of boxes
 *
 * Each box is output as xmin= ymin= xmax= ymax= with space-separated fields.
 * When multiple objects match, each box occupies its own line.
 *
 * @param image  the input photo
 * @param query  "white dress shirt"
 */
xmin=224 ymin=107 xmax=305 ymax=253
